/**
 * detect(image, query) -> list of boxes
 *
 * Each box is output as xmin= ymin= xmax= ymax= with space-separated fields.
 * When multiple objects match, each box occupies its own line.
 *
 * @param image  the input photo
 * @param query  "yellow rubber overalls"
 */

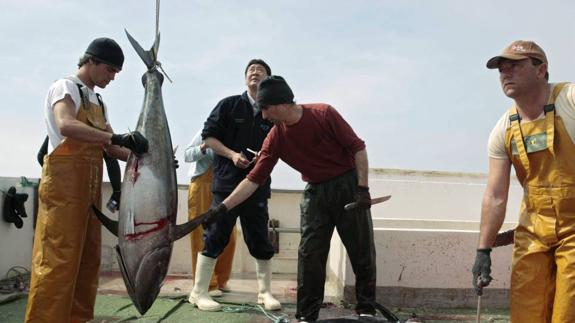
xmin=188 ymin=167 xmax=236 ymax=291
xmin=25 ymin=84 xmax=106 ymax=323
xmin=505 ymin=82 xmax=575 ymax=323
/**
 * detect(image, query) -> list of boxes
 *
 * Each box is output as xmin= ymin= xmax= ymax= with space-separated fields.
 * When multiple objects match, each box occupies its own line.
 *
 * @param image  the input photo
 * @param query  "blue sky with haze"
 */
xmin=2 ymin=0 xmax=575 ymax=189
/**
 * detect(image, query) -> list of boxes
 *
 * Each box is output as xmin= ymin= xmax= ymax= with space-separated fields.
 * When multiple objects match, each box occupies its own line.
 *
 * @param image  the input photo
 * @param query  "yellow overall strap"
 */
xmin=545 ymin=82 xmax=569 ymax=158
xmin=509 ymin=105 xmax=530 ymax=171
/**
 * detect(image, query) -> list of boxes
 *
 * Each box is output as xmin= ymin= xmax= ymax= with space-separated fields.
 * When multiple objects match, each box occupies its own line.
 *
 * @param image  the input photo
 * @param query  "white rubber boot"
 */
xmin=188 ymin=254 xmax=221 ymax=311
xmin=208 ymin=289 xmax=223 ymax=297
xmin=255 ymin=259 xmax=282 ymax=311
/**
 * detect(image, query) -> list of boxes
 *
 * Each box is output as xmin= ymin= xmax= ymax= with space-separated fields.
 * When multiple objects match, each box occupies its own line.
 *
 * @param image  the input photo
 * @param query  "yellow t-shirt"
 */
xmin=488 ymin=83 xmax=575 ymax=159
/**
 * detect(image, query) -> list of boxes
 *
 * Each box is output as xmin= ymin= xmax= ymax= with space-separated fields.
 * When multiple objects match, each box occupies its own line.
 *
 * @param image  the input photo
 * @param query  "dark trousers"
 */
xmin=296 ymin=170 xmax=377 ymax=321
xmin=202 ymin=192 xmax=275 ymax=260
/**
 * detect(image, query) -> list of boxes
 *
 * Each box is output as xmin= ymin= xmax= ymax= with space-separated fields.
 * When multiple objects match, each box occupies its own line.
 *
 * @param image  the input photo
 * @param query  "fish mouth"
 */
xmin=117 ymin=245 xmax=172 ymax=314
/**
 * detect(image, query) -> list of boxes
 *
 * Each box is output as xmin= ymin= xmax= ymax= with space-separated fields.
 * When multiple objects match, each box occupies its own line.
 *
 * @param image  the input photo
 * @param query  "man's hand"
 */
xmin=231 ymin=152 xmax=251 ymax=169
xmin=354 ymin=186 xmax=372 ymax=210
xmin=201 ymin=203 xmax=228 ymax=228
xmin=472 ymin=248 xmax=493 ymax=295
xmin=111 ymin=131 xmax=149 ymax=155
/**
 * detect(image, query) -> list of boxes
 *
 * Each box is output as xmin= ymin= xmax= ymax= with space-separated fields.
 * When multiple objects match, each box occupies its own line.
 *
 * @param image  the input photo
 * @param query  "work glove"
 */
xmin=472 ymin=248 xmax=493 ymax=295
xmin=111 ymin=131 xmax=149 ymax=155
xmin=201 ymin=203 xmax=227 ymax=228
xmin=37 ymin=135 xmax=49 ymax=166
xmin=354 ymin=186 xmax=372 ymax=210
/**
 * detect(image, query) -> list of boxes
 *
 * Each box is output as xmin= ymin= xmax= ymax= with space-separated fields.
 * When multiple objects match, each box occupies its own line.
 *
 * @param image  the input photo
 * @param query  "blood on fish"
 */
xmin=128 ymin=158 xmax=141 ymax=183
xmin=125 ymin=217 xmax=168 ymax=240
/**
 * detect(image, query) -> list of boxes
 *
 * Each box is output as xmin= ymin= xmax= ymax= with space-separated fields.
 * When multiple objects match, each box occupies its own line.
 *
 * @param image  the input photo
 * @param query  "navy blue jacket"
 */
xmin=202 ymin=91 xmax=273 ymax=198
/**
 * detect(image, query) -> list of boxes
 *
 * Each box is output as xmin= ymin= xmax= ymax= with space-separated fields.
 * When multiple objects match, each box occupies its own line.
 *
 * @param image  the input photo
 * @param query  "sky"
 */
xmin=2 ymin=0 xmax=575 ymax=190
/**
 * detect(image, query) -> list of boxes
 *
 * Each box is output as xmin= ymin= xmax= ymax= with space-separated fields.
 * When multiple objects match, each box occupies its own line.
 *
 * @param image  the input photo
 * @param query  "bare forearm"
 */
xmin=60 ymin=119 xmax=113 ymax=145
xmin=478 ymin=194 xmax=507 ymax=248
xmin=478 ymin=158 xmax=512 ymax=249
xmin=354 ymin=149 xmax=369 ymax=187
xmin=105 ymin=145 xmax=130 ymax=161
xmin=222 ymin=179 xmax=259 ymax=210
xmin=205 ymin=137 xmax=235 ymax=160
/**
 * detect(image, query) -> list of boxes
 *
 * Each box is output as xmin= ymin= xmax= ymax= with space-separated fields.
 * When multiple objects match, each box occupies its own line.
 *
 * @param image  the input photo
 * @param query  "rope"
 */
xmin=157 ymin=62 xmax=173 ymax=83
xmin=20 ymin=176 xmax=39 ymax=187
xmin=222 ymin=303 xmax=289 ymax=323
xmin=152 ymin=0 xmax=172 ymax=83
xmin=0 ymin=266 xmax=30 ymax=296
xmin=155 ymin=0 xmax=160 ymax=41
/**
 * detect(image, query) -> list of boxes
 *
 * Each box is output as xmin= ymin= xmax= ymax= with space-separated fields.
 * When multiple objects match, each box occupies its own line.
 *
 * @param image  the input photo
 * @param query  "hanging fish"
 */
xmin=93 ymin=28 xmax=216 ymax=314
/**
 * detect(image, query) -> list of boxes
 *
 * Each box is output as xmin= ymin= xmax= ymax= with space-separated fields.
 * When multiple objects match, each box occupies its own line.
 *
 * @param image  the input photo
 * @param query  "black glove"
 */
xmin=355 ymin=186 xmax=371 ymax=210
xmin=111 ymin=131 xmax=149 ymax=155
xmin=201 ymin=203 xmax=227 ymax=228
xmin=37 ymin=136 xmax=49 ymax=166
xmin=472 ymin=248 xmax=493 ymax=295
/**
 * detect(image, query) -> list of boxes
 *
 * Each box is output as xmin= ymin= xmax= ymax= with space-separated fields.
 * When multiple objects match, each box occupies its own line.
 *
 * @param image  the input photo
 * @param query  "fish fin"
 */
xmin=125 ymin=29 xmax=158 ymax=70
xmin=91 ymin=204 xmax=119 ymax=236
xmin=170 ymin=212 xmax=209 ymax=242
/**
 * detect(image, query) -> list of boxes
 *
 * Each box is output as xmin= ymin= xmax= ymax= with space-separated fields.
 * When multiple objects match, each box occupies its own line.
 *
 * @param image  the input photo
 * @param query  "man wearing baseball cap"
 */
xmin=25 ymin=37 xmax=149 ymax=323
xmin=474 ymin=40 xmax=575 ymax=322
xmin=198 ymin=75 xmax=378 ymax=322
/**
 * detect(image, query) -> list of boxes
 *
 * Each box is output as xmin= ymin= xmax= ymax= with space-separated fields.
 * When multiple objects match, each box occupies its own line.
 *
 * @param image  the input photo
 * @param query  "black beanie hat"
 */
xmin=85 ymin=37 xmax=124 ymax=70
xmin=245 ymin=59 xmax=271 ymax=76
xmin=256 ymin=75 xmax=294 ymax=107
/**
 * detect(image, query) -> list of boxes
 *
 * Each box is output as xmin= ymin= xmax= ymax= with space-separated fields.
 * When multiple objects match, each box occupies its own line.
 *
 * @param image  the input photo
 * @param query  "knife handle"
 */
xmin=344 ymin=202 xmax=357 ymax=211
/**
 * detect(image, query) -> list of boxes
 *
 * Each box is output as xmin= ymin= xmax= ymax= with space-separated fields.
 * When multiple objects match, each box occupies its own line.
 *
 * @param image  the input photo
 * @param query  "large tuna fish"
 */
xmin=93 ymin=30 xmax=213 ymax=314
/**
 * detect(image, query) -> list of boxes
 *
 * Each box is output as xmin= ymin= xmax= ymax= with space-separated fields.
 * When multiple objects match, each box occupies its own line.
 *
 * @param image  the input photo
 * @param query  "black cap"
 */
xmin=256 ymin=75 xmax=294 ymax=107
xmin=245 ymin=59 xmax=271 ymax=76
xmin=85 ymin=37 xmax=124 ymax=70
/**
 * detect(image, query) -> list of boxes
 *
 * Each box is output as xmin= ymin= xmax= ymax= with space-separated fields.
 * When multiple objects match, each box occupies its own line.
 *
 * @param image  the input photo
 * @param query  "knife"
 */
xmin=344 ymin=195 xmax=392 ymax=211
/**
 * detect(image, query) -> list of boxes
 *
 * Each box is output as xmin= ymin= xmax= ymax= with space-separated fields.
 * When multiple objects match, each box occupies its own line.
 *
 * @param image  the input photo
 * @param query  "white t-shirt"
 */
xmin=44 ymin=75 xmax=109 ymax=153
xmin=488 ymin=83 xmax=575 ymax=159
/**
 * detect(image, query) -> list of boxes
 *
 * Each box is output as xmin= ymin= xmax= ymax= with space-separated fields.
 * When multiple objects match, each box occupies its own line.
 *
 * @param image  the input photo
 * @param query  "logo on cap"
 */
xmin=511 ymin=45 xmax=526 ymax=52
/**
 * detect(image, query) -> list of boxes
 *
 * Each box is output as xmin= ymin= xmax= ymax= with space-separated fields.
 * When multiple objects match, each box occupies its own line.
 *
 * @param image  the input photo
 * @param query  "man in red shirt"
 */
xmin=203 ymin=76 xmax=376 ymax=322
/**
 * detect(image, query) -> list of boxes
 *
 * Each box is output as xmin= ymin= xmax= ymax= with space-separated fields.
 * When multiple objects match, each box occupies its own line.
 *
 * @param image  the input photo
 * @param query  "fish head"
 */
xmin=116 ymin=245 xmax=172 ymax=314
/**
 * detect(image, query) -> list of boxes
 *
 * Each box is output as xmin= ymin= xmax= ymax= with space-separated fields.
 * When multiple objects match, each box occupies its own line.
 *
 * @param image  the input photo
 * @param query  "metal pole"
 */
xmin=476 ymin=294 xmax=482 ymax=323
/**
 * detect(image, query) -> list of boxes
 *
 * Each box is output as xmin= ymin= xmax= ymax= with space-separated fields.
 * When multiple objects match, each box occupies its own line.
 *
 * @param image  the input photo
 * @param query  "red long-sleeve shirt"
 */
xmin=248 ymin=104 xmax=365 ymax=185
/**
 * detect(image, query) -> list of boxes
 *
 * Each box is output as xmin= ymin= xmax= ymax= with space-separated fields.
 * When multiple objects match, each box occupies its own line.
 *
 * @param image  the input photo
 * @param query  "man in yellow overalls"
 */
xmin=25 ymin=37 xmax=149 ymax=323
xmin=473 ymin=40 xmax=575 ymax=322
xmin=184 ymin=130 xmax=237 ymax=298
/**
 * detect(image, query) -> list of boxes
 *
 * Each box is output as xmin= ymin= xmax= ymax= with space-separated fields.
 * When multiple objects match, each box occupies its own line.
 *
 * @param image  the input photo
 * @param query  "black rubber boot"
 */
xmin=13 ymin=192 xmax=29 ymax=218
xmin=3 ymin=187 xmax=23 ymax=229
